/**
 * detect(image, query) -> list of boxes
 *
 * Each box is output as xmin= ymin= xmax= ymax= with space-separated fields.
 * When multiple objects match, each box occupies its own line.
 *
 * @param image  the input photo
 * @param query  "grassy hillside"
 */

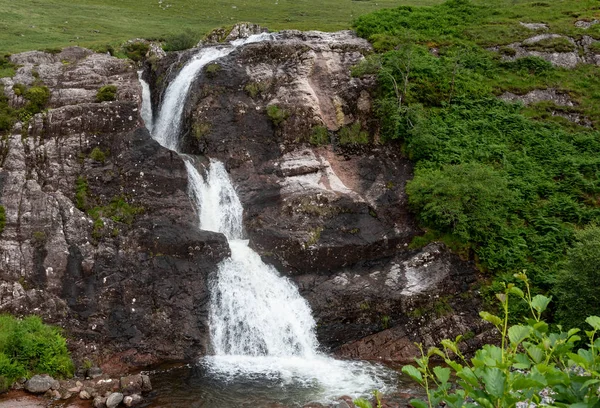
xmin=0 ymin=0 xmax=442 ymax=53
xmin=353 ymin=0 xmax=600 ymax=325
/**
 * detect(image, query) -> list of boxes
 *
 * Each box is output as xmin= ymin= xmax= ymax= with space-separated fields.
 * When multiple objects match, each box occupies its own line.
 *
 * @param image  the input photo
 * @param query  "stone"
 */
xmin=106 ymin=392 xmax=124 ymax=408
xmin=25 ymin=374 xmax=56 ymax=393
xmin=88 ymin=367 xmax=103 ymax=379
xmin=120 ymin=374 xmax=143 ymax=395
xmin=140 ymin=375 xmax=152 ymax=392
xmin=80 ymin=389 xmax=92 ymax=399
xmin=330 ymin=401 xmax=351 ymax=408
xmin=123 ymin=394 xmax=143 ymax=407
xmin=93 ymin=396 xmax=107 ymax=408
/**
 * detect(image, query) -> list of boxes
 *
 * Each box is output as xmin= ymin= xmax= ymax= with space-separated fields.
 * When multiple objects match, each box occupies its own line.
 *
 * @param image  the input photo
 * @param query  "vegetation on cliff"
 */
xmin=0 ymin=315 xmax=74 ymax=385
xmin=353 ymin=0 xmax=600 ymax=327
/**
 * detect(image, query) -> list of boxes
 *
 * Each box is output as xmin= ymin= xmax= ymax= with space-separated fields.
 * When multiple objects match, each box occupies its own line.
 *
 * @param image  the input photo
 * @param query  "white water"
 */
xmin=138 ymin=70 xmax=154 ymax=133
xmin=141 ymin=35 xmax=396 ymax=404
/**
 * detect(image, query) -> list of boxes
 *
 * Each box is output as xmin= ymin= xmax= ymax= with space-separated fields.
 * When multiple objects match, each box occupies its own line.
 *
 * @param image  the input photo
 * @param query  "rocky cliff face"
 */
xmin=0 ymin=28 xmax=486 ymax=371
xmin=0 ymin=47 xmax=229 ymax=370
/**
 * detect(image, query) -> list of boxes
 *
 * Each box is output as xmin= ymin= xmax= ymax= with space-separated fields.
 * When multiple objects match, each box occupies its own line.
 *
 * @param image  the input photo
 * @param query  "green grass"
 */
xmin=0 ymin=0 xmax=442 ymax=54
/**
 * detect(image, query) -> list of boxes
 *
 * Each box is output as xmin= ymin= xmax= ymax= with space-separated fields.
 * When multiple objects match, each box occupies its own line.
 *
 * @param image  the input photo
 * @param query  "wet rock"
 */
xmin=120 ymin=374 xmax=143 ymax=395
xmin=80 ymin=389 xmax=92 ymax=399
xmin=25 ymin=375 xmax=59 ymax=394
xmin=106 ymin=392 xmax=124 ymax=408
xmin=88 ymin=367 xmax=103 ymax=379
xmin=123 ymin=394 xmax=143 ymax=407
xmin=140 ymin=374 xmax=151 ymax=392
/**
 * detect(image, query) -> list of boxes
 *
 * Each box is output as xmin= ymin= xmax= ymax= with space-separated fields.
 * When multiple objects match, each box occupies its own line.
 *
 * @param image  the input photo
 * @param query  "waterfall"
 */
xmin=140 ymin=35 xmax=395 ymax=404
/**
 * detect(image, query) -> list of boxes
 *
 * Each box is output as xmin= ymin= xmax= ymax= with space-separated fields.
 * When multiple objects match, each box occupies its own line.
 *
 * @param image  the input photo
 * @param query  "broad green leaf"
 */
xmin=526 ymin=345 xmax=544 ymax=364
xmin=512 ymin=375 xmax=545 ymax=390
xmin=482 ymin=367 xmax=505 ymax=399
xmin=479 ymin=311 xmax=502 ymax=327
xmin=581 ymin=379 xmax=600 ymax=389
xmin=496 ymin=293 xmax=507 ymax=304
xmin=512 ymin=353 xmax=531 ymax=370
xmin=457 ymin=366 xmax=480 ymax=388
xmin=508 ymin=325 xmax=531 ymax=347
xmin=509 ymin=286 xmax=524 ymax=298
xmin=531 ymin=295 xmax=551 ymax=314
xmin=434 ymin=366 xmax=451 ymax=384
xmin=402 ymin=365 xmax=423 ymax=383
xmin=567 ymin=335 xmax=581 ymax=344
xmin=427 ymin=346 xmax=445 ymax=359
xmin=567 ymin=353 xmax=587 ymax=366
xmin=409 ymin=399 xmax=429 ymax=408
xmin=585 ymin=316 xmax=600 ymax=331
xmin=446 ymin=359 xmax=462 ymax=372
xmin=353 ymin=398 xmax=372 ymax=408
xmin=567 ymin=328 xmax=581 ymax=337
xmin=441 ymin=339 xmax=458 ymax=354
xmin=533 ymin=321 xmax=549 ymax=333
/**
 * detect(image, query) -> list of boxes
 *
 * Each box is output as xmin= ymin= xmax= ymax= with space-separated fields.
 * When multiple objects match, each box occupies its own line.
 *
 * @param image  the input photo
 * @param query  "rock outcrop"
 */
xmin=0 ymin=47 xmax=229 ymax=368
xmin=148 ymin=28 xmax=486 ymax=359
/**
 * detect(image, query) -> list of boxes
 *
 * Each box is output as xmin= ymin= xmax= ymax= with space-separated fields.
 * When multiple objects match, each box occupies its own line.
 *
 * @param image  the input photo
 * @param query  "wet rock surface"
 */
xmin=148 ymin=27 xmax=485 ymax=358
xmin=0 ymin=47 xmax=230 ymax=368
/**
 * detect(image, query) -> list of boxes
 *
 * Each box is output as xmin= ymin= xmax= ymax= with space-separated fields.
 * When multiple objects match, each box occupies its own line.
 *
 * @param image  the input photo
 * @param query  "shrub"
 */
xmin=0 ymin=315 xmax=74 ymax=384
xmin=89 ymin=147 xmax=107 ymax=163
xmin=503 ymin=56 xmax=554 ymax=75
xmin=0 ymin=55 xmax=16 ymax=79
xmin=20 ymin=86 xmax=50 ymax=116
xmin=192 ymin=122 xmax=211 ymax=140
xmin=12 ymin=83 xmax=26 ymax=96
xmin=266 ymin=105 xmax=289 ymax=126
xmin=244 ymin=81 xmax=269 ymax=98
xmin=123 ymin=42 xmax=149 ymax=62
xmin=554 ymin=225 xmax=600 ymax=330
xmin=204 ymin=63 xmax=221 ymax=78
xmin=401 ymin=273 xmax=600 ymax=408
xmin=74 ymin=176 xmax=89 ymax=211
xmin=338 ymin=123 xmax=369 ymax=145
xmin=309 ymin=126 xmax=329 ymax=146
xmin=163 ymin=30 xmax=199 ymax=52
xmin=96 ymin=85 xmax=117 ymax=102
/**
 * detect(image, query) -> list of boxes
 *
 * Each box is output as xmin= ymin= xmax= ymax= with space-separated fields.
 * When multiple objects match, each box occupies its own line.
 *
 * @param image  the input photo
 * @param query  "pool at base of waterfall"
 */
xmin=140 ymin=357 xmax=421 ymax=408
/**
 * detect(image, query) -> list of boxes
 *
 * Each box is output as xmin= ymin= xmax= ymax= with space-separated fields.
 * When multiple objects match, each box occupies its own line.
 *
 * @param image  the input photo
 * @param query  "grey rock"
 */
xmin=140 ymin=374 xmax=152 ymax=392
xmin=123 ymin=394 xmax=143 ymax=407
xmin=120 ymin=374 xmax=143 ymax=395
xmin=106 ymin=392 xmax=124 ymax=408
xmin=575 ymin=19 xmax=599 ymax=29
xmin=330 ymin=401 xmax=351 ymax=408
xmin=88 ymin=367 xmax=103 ymax=379
xmin=520 ymin=22 xmax=548 ymax=30
xmin=80 ymin=389 xmax=92 ymax=399
xmin=93 ymin=396 xmax=107 ymax=408
xmin=25 ymin=374 xmax=56 ymax=393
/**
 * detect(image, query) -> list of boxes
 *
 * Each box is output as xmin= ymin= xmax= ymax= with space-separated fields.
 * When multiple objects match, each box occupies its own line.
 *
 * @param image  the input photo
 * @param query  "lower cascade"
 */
xmin=140 ymin=34 xmax=396 ymax=405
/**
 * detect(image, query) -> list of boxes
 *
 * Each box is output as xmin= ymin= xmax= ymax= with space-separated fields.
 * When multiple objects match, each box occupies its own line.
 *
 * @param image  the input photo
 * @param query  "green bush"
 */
xmin=74 ymin=176 xmax=89 ymax=211
xmin=163 ymin=30 xmax=199 ymax=52
xmin=0 ymin=315 xmax=74 ymax=384
xmin=554 ymin=225 xmax=600 ymax=330
xmin=89 ymin=147 xmax=107 ymax=163
xmin=123 ymin=42 xmax=149 ymax=62
xmin=309 ymin=126 xmax=329 ymax=146
xmin=0 ymin=55 xmax=16 ymax=79
xmin=402 ymin=273 xmax=600 ymax=408
xmin=21 ymin=86 xmax=50 ymax=116
xmin=266 ymin=105 xmax=289 ymax=126
xmin=96 ymin=85 xmax=117 ymax=102
xmin=12 ymin=83 xmax=26 ymax=96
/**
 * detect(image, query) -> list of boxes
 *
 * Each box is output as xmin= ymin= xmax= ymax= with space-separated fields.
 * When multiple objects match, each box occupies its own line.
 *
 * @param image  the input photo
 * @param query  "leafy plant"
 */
xmin=163 ymin=30 xmax=199 ymax=52
xmin=89 ymin=147 xmax=107 ymax=164
xmin=123 ymin=41 xmax=149 ymax=62
xmin=338 ymin=122 xmax=369 ymax=145
xmin=402 ymin=273 xmax=600 ymax=408
xmin=96 ymin=85 xmax=117 ymax=102
xmin=309 ymin=125 xmax=329 ymax=146
xmin=0 ymin=315 xmax=74 ymax=385
xmin=0 ymin=206 xmax=5 ymax=235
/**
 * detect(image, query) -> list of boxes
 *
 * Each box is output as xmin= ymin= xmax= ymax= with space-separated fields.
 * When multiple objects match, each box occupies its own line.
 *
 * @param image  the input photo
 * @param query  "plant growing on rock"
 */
xmin=338 ymin=122 xmax=369 ymax=145
xmin=123 ymin=41 xmax=149 ymax=62
xmin=402 ymin=273 xmax=600 ymax=408
xmin=163 ymin=30 xmax=199 ymax=52
xmin=266 ymin=104 xmax=289 ymax=126
xmin=96 ymin=85 xmax=118 ymax=102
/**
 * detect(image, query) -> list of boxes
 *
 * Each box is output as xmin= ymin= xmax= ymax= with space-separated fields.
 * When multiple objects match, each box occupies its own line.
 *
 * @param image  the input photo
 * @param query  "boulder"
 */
xmin=93 ymin=396 xmax=107 ymax=408
xmin=120 ymin=374 xmax=143 ymax=395
xmin=106 ymin=392 xmax=124 ymax=408
xmin=123 ymin=394 xmax=143 ymax=407
xmin=25 ymin=374 xmax=58 ymax=394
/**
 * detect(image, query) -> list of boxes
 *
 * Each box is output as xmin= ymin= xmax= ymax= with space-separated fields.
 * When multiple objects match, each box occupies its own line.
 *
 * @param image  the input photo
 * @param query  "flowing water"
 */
xmin=139 ymin=35 xmax=397 ymax=407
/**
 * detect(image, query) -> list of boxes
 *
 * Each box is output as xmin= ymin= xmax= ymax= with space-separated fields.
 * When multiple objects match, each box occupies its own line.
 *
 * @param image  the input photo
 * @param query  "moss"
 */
xmin=204 ymin=63 xmax=221 ymax=78
xmin=89 ymin=147 xmax=107 ymax=164
xmin=74 ymin=176 xmax=89 ymax=211
xmin=522 ymin=37 xmax=576 ymax=53
xmin=266 ymin=104 xmax=289 ymax=126
xmin=192 ymin=122 xmax=211 ymax=140
xmin=244 ymin=81 xmax=270 ymax=98
xmin=0 ymin=206 xmax=5 ymax=235
xmin=96 ymin=85 xmax=117 ymax=102
xmin=122 ymin=42 xmax=149 ymax=62
xmin=12 ymin=83 xmax=26 ymax=96
xmin=305 ymin=226 xmax=323 ymax=247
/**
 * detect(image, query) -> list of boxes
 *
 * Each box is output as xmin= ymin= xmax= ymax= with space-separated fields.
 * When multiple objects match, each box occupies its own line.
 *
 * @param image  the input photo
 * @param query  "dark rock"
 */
xmin=140 ymin=374 xmax=151 ymax=392
xmin=88 ymin=366 xmax=103 ymax=379
xmin=93 ymin=396 xmax=108 ymax=408
xmin=120 ymin=374 xmax=143 ymax=395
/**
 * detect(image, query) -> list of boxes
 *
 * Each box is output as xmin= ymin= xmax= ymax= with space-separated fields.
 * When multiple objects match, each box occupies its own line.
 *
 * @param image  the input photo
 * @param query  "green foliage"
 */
xmin=163 ymin=30 xmax=199 ymax=52
xmin=96 ymin=85 xmax=117 ymax=102
xmin=338 ymin=123 xmax=369 ymax=145
xmin=0 ymin=315 xmax=74 ymax=385
xmin=89 ymin=196 xmax=143 ymax=226
xmin=192 ymin=122 xmax=211 ymax=140
xmin=74 ymin=176 xmax=89 ymax=211
xmin=403 ymin=273 xmax=600 ymax=408
xmin=89 ymin=147 xmax=107 ymax=163
xmin=554 ymin=225 xmax=600 ymax=330
xmin=12 ymin=83 xmax=26 ymax=96
xmin=309 ymin=126 xmax=330 ymax=146
xmin=244 ymin=81 xmax=270 ymax=98
xmin=266 ymin=105 xmax=289 ymax=127
xmin=122 ymin=41 xmax=149 ymax=62
xmin=0 ymin=55 xmax=16 ymax=78
xmin=0 ymin=206 xmax=5 ymax=235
